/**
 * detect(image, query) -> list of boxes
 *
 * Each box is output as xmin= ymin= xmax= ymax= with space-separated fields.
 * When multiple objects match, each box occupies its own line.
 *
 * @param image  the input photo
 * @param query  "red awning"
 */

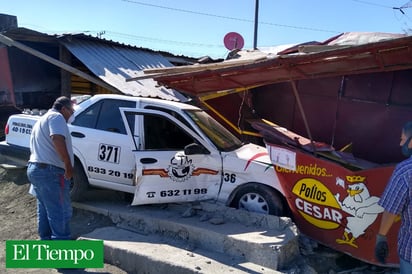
xmin=147 ymin=35 xmax=412 ymax=96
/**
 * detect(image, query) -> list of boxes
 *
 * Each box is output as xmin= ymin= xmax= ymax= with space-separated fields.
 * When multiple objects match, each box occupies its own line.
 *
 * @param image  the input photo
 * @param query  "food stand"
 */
xmin=141 ymin=33 xmax=412 ymax=267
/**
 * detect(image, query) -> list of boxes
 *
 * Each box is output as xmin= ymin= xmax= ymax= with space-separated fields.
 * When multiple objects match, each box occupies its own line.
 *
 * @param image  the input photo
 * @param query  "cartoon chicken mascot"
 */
xmin=335 ymin=175 xmax=384 ymax=248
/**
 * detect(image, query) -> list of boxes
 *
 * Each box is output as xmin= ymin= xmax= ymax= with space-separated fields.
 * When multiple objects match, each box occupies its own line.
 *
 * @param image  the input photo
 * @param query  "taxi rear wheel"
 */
xmin=231 ymin=184 xmax=285 ymax=216
xmin=70 ymin=159 xmax=89 ymax=201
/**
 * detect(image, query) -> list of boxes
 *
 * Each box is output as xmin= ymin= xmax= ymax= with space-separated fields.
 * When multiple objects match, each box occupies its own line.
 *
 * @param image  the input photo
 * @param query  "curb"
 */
xmin=73 ymin=199 xmax=300 ymax=272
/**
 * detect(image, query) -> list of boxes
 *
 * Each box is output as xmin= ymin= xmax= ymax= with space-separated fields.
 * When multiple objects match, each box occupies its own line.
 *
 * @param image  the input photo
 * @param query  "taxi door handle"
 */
xmin=140 ymin=158 xmax=157 ymax=164
xmin=71 ymin=131 xmax=85 ymax=138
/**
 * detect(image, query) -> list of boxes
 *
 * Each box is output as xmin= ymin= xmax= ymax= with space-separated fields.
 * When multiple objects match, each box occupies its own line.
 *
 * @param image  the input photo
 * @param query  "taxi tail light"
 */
xmin=4 ymin=123 xmax=9 ymax=135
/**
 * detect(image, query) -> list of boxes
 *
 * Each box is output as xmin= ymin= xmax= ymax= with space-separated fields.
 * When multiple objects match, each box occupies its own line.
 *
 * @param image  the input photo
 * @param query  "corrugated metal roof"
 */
xmin=61 ymin=37 xmax=187 ymax=101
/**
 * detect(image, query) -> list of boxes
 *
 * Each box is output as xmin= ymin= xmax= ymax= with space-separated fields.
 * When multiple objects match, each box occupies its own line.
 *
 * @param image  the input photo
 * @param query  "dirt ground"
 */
xmin=0 ymin=168 xmax=127 ymax=274
xmin=0 ymin=168 xmax=401 ymax=274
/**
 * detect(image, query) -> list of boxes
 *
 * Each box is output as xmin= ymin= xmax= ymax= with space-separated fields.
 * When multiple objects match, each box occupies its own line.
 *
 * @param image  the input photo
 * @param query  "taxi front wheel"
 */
xmin=70 ymin=159 xmax=89 ymax=202
xmin=231 ymin=184 xmax=285 ymax=216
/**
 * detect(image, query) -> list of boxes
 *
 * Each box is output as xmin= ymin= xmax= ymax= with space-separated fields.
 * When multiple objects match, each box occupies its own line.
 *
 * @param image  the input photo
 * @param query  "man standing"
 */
xmin=27 ymin=96 xmax=74 ymax=240
xmin=375 ymin=121 xmax=412 ymax=273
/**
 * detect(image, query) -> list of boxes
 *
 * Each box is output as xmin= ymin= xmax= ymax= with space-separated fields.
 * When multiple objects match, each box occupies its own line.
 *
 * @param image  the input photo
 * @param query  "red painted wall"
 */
xmin=201 ymin=69 xmax=412 ymax=164
xmin=252 ymin=70 xmax=412 ymax=164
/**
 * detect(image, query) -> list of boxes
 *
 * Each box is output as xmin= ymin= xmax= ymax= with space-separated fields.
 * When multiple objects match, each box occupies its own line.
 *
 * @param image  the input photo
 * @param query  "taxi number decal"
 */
xmin=87 ymin=166 xmax=133 ymax=179
xmin=223 ymin=173 xmax=236 ymax=183
xmin=98 ymin=144 xmax=120 ymax=163
xmin=160 ymin=188 xmax=207 ymax=197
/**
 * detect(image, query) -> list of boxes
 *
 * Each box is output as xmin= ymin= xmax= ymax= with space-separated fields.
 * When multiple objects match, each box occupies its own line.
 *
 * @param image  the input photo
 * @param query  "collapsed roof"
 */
xmin=142 ymin=32 xmax=412 ymax=96
xmin=1 ymin=28 xmax=188 ymax=101
xmin=61 ymin=36 xmax=187 ymax=101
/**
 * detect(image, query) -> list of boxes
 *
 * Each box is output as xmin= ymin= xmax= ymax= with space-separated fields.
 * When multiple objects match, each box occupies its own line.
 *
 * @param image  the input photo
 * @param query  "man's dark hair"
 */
xmin=53 ymin=96 xmax=72 ymax=111
xmin=403 ymin=121 xmax=412 ymax=138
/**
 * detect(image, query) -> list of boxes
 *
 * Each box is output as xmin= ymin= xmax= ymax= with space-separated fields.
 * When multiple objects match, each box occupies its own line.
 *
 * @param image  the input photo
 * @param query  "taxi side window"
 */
xmin=144 ymin=114 xmax=194 ymax=150
xmin=73 ymin=99 xmax=135 ymax=134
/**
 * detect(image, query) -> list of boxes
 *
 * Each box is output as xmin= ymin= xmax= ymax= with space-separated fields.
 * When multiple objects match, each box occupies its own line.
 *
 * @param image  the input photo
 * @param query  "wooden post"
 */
xmin=59 ymin=45 xmax=71 ymax=97
xmin=290 ymin=79 xmax=317 ymax=154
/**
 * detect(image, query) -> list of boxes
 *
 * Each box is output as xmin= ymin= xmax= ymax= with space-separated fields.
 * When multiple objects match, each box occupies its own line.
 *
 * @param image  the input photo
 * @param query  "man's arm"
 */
xmin=378 ymin=210 xmax=398 ymax=235
xmin=51 ymin=134 xmax=73 ymax=179
xmin=375 ymin=210 xmax=397 ymax=264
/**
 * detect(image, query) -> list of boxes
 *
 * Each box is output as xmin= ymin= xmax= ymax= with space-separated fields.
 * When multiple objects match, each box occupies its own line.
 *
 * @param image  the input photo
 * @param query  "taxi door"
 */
xmin=70 ymin=99 xmax=136 ymax=187
xmin=120 ymin=108 xmax=223 ymax=205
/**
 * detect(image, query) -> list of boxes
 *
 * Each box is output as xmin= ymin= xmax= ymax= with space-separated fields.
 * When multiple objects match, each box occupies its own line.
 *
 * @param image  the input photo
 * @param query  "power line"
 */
xmin=97 ymin=30 xmax=228 ymax=57
xmin=400 ymin=0 xmax=412 ymax=8
xmin=121 ymin=0 xmax=339 ymax=33
xmin=349 ymin=0 xmax=412 ymax=13
xmin=106 ymin=31 xmax=224 ymax=48
xmin=348 ymin=0 xmax=393 ymax=9
xmin=348 ymin=0 xmax=412 ymax=27
xmin=394 ymin=0 xmax=412 ymax=14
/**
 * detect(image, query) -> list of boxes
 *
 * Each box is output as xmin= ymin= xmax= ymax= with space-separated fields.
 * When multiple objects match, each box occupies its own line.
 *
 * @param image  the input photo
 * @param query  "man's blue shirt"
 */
xmin=379 ymin=156 xmax=412 ymax=263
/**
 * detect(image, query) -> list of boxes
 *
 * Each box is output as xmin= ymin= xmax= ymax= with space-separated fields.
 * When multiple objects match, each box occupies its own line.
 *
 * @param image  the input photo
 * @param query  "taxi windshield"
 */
xmin=185 ymin=110 xmax=243 ymax=151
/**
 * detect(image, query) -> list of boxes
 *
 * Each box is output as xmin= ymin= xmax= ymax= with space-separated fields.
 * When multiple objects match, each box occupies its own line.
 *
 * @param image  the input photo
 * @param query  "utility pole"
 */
xmin=253 ymin=0 xmax=259 ymax=49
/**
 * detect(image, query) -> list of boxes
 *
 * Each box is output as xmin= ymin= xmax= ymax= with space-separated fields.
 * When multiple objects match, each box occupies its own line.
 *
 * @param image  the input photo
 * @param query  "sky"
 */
xmin=2 ymin=0 xmax=412 ymax=59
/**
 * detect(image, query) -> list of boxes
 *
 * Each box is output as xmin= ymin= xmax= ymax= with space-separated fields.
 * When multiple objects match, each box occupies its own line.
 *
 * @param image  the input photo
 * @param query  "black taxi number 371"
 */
xmin=98 ymin=144 xmax=120 ymax=164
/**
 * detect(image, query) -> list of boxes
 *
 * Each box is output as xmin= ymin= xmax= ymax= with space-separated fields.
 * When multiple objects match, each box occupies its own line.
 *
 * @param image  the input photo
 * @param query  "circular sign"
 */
xmin=223 ymin=32 xmax=244 ymax=50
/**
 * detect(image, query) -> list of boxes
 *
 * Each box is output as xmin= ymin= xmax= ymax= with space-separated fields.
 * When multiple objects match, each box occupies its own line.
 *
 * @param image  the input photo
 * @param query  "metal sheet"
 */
xmin=62 ymin=38 xmax=187 ymax=101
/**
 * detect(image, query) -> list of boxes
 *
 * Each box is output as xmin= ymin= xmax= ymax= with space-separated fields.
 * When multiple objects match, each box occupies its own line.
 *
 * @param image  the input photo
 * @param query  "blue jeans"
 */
xmin=400 ymin=258 xmax=412 ymax=274
xmin=27 ymin=162 xmax=72 ymax=240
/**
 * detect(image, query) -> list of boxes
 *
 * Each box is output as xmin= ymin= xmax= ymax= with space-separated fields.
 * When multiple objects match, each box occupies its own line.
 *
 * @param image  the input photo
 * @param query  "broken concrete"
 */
xmin=74 ymin=198 xmax=300 ymax=273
